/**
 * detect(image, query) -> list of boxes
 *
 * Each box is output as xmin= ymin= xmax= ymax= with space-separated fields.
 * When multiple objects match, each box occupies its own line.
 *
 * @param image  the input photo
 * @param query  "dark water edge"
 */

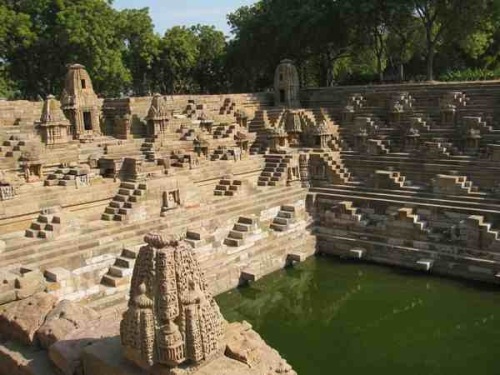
xmin=216 ymin=256 xmax=500 ymax=375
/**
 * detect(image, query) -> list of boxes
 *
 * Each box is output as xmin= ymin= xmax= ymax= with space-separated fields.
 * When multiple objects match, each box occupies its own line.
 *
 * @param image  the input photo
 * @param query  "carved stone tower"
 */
xmin=274 ymin=59 xmax=300 ymax=108
xmin=38 ymin=95 xmax=71 ymax=145
xmin=61 ymin=64 xmax=101 ymax=141
xmin=146 ymin=93 xmax=170 ymax=139
xmin=120 ymin=233 xmax=225 ymax=372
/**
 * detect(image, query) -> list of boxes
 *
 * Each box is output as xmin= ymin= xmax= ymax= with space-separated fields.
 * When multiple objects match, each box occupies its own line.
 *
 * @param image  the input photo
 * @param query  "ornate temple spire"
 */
xmin=120 ymin=233 xmax=225 ymax=371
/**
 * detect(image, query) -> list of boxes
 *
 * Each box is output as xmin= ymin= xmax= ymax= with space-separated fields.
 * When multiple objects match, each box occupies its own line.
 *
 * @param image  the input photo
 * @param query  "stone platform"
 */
xmin=0 ymin=318 xmax=296 ymax=375
xmin=82 ymin=321 xmax=295 ymax=375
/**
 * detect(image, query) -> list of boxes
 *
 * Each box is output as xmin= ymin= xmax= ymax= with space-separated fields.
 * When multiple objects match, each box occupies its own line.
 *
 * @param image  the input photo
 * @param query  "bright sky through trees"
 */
xmin=113 ymin=0 xmax=256 ymax=35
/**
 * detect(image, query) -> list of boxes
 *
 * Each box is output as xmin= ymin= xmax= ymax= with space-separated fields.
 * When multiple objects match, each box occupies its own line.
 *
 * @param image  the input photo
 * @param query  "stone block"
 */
xmin=0 ymin=341 xmax=54 ymax=375
xmin=44 ymin=268 xmax=71 ymax=283
xmin=36 ymin=300 xmax=100 ymax=349
xmin=49 ymin=317 xmax=120 ymax=375
xmin=14 ymin=270 xmax=46 ymax=300
xmin=0 ymin=293 xmax=57 ymax=346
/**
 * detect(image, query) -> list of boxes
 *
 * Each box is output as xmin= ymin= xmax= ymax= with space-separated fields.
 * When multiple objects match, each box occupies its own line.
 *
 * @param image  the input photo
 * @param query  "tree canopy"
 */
xmin=1 ymin=0 xmax=500 ymax=99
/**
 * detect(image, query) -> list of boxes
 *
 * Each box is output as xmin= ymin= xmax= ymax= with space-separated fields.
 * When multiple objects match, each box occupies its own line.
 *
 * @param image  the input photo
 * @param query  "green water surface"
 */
xmin=216 ymin=256 xmax=500 ymax=375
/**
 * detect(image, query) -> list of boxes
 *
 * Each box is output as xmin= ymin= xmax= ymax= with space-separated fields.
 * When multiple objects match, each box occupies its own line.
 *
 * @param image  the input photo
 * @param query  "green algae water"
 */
xmin=216 ymin=257 xmax=500 ymax=375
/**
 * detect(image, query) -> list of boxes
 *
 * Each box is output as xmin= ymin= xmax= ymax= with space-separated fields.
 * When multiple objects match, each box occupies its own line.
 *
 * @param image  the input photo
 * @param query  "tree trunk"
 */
xmin=399 ymin=63 xmax=404 ymax=82
xmin=426 ymin=41 xmax=435 ymax=81
xmin=377 ymin=56 xmax=384 ymax=83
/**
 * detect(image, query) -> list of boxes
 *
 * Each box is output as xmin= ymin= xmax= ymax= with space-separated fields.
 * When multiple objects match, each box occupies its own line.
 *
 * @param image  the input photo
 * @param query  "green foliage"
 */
xmin=1 ymin=0 xmax=500 ymax=98
xmin=439 ymin=68 xmax=500 ymax=82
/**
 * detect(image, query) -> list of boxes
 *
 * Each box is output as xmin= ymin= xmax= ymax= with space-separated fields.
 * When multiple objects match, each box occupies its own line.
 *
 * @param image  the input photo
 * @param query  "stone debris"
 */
xmin=37 ymin=300 xmax=100 ymax=349
xmin=0 ymin=292 xmax=57 ymax=346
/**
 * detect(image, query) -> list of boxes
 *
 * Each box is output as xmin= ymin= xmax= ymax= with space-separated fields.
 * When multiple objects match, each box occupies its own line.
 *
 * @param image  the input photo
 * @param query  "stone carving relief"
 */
xmin=120 ymin=234 xmax=225 ymax=372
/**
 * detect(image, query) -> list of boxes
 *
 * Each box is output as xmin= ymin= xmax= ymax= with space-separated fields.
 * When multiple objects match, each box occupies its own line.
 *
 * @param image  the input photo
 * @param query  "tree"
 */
xmin=118 ymin=8 xmax=160 ymax=96
xmin=0 ymin=0 xmax=130 ymax=99
xmin=414 ymin=0 xmax=496 ymax=80
xmin=155 ymin=26 xmax=199 ymax=94
xmin=192 ymin=25 xmax=227 ymax=94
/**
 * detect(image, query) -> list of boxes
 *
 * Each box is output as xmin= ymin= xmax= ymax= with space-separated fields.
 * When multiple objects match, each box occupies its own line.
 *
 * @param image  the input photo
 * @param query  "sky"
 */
xmin=113 ymin=0 xmax=256 ymax=36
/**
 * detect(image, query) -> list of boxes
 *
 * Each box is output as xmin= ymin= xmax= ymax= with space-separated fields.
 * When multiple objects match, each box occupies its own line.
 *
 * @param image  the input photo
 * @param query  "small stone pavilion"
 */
xmin=61 ymin=63 xmax=101 ymax=141
xmin=38 ymin=95 xmax=71 ymax=145
xmin=274 ymin=59 xmax=300 ymax=108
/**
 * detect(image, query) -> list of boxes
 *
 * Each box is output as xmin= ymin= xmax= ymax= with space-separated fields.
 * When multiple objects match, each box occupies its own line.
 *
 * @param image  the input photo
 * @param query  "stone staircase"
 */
xmin=367 ymin=139 xmax=390 ymax=155
xmin=44 ymin=166 xmax=91 ymax=187
xmin=373 ymin=170 xmax=408 ymax=189
xmin=432 ymin=174 xmax=480 ymax=195
xmin=25 ymin=211 xmax=62 ymax=239
xmin=317 ymin=152 xmax=354 ymax=185
xmin=270 ymin=205 xmax=297 ymax=231
xmin=220 ymin=98 xmax=236 ymax=115
xmin=101 ymin=181 xmax=147 ymax=221
xmin=1 ymin=135 xmax=26 ymax=158
xmin=258 ymin=154 xmax=293 ymax=186
xmin=324 ymin=201 xmax=366 ymax=226
xmin=101 ymin=246 xmax=139 ymax=287
xmin=391 ymin=207 xmax=429 ymax=232
xmin=224 ymin=216 xmax=259 ymax=247
xmin=210 ymin=146 xmax=239 ymax=161
xmin=140 ymin=139 xmax=156 ymax=161
xmin=214 ymin=177 xmax=242 ymax=196
xmin=213 ymin=124 xmax=237 ymax=139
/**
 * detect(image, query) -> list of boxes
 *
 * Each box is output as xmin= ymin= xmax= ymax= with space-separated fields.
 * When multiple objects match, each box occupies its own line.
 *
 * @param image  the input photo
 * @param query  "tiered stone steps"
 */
xmin=213 ymin=124 xmax=236 ymax=139
xmin=214 ymin=178 xmax=242 ymax=196
xmin=210 ymin=146 xmax=238 ymax=161
xmin=391 ymin=207 xmax=429 ymax=232
xmin=101 ymin=182 xmax=147 ymax=222
xmin=0 ymin=185 xmax=307 ymax=271
xmin=140 ymin=139 xmax=156 ymax=161
xmin=101 ymin=246 xmax=139 ymax=287
xmin=461 ymin=215 xmax=500 ymax=242
xmin=270 ymin=205 xmax=297 ymax=231
xmin=25 ymin=212 xmax=61 ymax=239
xmin=90 ymin=216 xmax=315 ymax=313
xmin=314 ymin=152 xmax=356 ymax=185
xmin=44 ymin=166 xmax=91 ymax=187
xmin=224 ymin=216 xmax=258 ymax=247
xmin=367 ymin=139 xmax=390 ymax=155
xmin=258 ymin=154 xmax=293 ymax=186
xmin=219 ymin=98 xmax=236 ymax=115
xmin=325 ymin=201 xmax=366 ymax=226
xmin=433 ymin=174 xmax=482 ymax=196
xmin=1 ymin=135 xmax=26 ymax=158
xmin=339 ymin=152 xmax=500 ymax=190
xmin=373 ymin=170 xmax=409 ymax=189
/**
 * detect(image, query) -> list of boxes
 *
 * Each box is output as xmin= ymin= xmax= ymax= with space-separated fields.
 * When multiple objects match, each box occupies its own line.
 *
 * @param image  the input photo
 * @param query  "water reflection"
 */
xmin=217 ymin=257 xmax=500 ymax=375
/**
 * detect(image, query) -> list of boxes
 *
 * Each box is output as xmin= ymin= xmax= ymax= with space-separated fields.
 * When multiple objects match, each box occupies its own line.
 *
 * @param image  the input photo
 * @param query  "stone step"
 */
xmin=2 ymin=186 xmax=307 ymax=268
xmin=270 ymin=223 xmax=288 ymax=232
xmin=115 ymin=256 xmax=134 ymax=269
xmin=101 ymin=274 xmax=129 ymax=288
xmin=238 ymin=216 xmax=256 ymax=225
xmin=110 ymin=201 xmax=123 ymax=209
xmin=278 ymin=211 xmax=294 ymax=219
xmin=105 ymin=207 xmax=118 ymax=215
xmin=120 ymin=182 xmax=137 ymax=190
xmin=101 ymin=213 xmax=114 ymax=221
xmin=223 ymin=238 xmax=242 ymax=247
xmin=122 ymin=247 xmax=139 ymax=259
xmin=108 ymin=265 xmax=132 ymax=278
xmin=273 ymin=217 xmax=290 ymax=226
xmin=118 ymin=189 xmax=133 ymax=196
